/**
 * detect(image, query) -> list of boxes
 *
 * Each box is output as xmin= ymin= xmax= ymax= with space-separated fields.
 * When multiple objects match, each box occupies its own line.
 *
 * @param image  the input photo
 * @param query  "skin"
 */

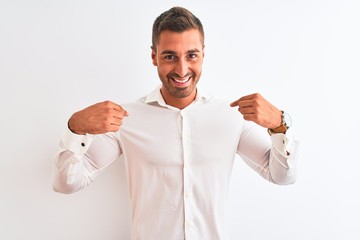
xmin=68 ymin=28 xmax=282 ymax=135
xmin=68 ymin=100 xmax=128 ymax=135
xmin=230 ymin=94 xmax=282 ymax=129
xmin=151 ymin=29 xmax=204 ymax=109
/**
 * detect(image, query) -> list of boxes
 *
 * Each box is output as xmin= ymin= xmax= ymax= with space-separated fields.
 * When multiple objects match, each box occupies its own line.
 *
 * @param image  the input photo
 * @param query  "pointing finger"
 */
xmin=104 ymin=101 xmax=128 ymax=117
xmin=230 ymin=99 xmax=239 ymax=107
xmin=114 ymin=105 xmax=128 ymax=117
xmin=230 ymin=93 xmax=261 ymax=107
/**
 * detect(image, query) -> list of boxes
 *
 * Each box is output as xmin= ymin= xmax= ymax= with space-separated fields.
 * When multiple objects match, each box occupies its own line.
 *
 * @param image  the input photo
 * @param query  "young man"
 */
xmin=53 ymin=6 xmax=298 ymax=240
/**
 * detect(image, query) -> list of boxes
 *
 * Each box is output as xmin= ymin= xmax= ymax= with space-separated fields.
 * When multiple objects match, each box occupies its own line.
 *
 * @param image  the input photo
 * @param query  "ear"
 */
xmin=151 ymin=46 xmax=157 ymax=66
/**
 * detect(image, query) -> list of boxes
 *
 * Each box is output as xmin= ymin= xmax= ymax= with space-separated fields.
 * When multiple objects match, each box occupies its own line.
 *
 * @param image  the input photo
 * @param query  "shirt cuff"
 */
xmin=61 ymin=127 xmax=93 ymax=156
xmin=270 ymin=127 xmax=296 ymax=156
xmin=61 ymin=127 xmax=94 ymax=185
xmin=270 ymin=128 xmax=297 ymax=177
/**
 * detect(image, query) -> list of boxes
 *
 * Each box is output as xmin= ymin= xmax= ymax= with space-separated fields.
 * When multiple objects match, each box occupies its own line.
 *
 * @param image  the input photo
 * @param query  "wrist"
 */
xmin=268 ymin=125 xmax=287 ymax=134
xmin=68 ymin=118 xmax=86 ymax=135
xmin=268 ymin=111 xmax=292 ymax=135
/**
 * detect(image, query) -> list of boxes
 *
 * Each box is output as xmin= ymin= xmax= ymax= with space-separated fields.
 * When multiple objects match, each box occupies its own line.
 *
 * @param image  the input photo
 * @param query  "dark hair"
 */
xmin=152 ymin=6 xmax=204 ymax=50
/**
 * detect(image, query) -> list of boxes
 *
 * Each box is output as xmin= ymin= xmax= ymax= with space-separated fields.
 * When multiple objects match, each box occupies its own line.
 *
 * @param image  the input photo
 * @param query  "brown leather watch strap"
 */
xmin=268 ymin=124 xmax=288 ymax=134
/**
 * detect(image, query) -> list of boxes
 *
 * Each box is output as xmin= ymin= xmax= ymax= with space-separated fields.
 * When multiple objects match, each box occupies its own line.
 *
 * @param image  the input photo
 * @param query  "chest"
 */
xmin=118 ymin=103 xmax=242 ymax=167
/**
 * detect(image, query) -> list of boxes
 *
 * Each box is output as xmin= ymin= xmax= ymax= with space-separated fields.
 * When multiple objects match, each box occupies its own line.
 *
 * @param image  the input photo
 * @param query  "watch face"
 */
xmin=283 ymin=112 xmax=292 ymax=128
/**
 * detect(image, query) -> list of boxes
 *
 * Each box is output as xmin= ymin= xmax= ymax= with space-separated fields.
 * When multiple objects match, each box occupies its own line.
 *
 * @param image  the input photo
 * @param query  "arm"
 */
xmin=230 ymin=93 xmax=299 ymax=185
xmin=53 ymin=101 xmax=128 ymax=194
xmin=236 ymin=121 xmax=298 ymax=185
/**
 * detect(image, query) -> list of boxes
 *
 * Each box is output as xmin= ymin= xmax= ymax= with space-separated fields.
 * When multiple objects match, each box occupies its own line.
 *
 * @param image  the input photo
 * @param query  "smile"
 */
xmin=171 ymin=76 xmax=191 ymax=84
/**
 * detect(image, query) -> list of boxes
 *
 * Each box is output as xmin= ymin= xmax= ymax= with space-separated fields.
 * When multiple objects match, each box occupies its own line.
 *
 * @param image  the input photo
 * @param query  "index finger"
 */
xmin=230 ymin=93 xmax=259 ymax=107
xmin=114 ymin=105 xmax=128 ymax=117
xmin=103 ymin=100 xmax=129 ymax=116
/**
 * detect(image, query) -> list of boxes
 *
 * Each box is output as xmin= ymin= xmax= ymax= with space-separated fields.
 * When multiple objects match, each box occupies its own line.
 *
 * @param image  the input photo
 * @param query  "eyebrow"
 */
xmin=160 ymin=48 xmax=201 ymax=55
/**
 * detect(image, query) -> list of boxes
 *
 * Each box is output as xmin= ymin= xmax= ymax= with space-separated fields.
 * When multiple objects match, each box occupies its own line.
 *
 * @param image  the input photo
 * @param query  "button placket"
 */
xmin=181 ymin=110 xmax=193 ymax=237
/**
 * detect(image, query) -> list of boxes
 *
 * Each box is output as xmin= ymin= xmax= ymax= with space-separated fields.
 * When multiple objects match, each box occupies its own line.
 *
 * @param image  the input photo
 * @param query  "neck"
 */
xmin=160 ymin=88 xmax=197 ymax=110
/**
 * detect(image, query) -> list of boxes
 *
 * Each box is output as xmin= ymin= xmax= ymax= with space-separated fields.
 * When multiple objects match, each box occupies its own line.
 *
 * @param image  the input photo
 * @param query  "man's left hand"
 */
xmin=230 ymin=93 xmax=282 ymax=129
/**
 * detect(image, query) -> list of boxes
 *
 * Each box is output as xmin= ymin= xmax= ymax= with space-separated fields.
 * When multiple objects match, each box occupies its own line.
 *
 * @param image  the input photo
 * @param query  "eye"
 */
xmin=188 ymin=53 xmax=197 ymax=59
xmin=187 ymin=53 xmax=199 ymax=61
xmin=164 ymin=55 xmax=176 ymax=60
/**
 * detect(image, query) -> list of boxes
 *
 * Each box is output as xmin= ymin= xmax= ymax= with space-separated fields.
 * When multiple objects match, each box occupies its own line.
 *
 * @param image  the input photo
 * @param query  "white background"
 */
xmin=1 ymin=0 xmax=359 ymax=239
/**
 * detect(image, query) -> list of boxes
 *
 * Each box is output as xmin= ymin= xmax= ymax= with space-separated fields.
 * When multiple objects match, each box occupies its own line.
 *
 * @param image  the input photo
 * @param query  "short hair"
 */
xmin=152 ymin=6 xmax=204 ymax=50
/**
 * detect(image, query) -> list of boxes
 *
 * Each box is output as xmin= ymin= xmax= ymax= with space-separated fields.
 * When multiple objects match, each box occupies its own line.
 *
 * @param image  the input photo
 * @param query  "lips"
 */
xmin=168 ymin=73 xmax=194 ymax=88
xmin=172 ymin=76 xmax=191 ymax=84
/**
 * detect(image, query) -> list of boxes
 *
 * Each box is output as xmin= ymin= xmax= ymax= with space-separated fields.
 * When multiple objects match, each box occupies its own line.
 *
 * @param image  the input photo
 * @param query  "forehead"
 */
xmin=156 ymin=29 xmax=203 ymax=52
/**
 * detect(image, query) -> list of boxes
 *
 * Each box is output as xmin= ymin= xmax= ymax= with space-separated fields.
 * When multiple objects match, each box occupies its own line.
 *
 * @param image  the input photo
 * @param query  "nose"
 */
xmin=174 ymin=58 xmax=189 ymax=78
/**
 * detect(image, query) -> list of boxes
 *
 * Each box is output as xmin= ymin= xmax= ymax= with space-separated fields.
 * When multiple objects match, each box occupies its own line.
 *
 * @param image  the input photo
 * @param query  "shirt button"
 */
xmin=81 ymin=143 xmax=85 ymax=147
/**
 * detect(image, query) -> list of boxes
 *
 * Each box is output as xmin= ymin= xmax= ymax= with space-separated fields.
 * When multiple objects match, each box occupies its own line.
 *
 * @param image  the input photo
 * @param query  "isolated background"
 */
xmin=1 ymin=0 xmax=359 ymax=239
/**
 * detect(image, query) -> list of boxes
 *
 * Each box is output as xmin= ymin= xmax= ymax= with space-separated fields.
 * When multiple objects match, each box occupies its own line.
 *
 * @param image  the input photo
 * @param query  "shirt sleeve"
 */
xmin=236 ymin=121 xmax=299 ymax=185
xmin=52 ymin=127 xmax=122 ymax=194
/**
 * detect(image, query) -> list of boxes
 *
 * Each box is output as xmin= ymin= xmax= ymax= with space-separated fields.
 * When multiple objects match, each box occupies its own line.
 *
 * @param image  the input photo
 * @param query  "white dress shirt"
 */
xmin=53 ymin=85 xmax=299 ymax=240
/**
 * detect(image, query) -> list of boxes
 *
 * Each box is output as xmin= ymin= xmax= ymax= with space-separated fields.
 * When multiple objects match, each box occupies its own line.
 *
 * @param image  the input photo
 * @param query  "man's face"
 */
xmin=152 ymin=29 xmax=204 ymax=101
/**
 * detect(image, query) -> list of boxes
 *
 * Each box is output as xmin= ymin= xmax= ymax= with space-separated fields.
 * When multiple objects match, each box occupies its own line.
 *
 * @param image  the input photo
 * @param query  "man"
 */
xmin=53 ymin=6 xmax=298 ymax=240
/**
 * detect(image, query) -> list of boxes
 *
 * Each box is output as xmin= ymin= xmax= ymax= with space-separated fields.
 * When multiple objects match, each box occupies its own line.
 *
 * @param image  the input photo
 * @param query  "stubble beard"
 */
xmin=160 ymin=71 xmax=201 ymax=99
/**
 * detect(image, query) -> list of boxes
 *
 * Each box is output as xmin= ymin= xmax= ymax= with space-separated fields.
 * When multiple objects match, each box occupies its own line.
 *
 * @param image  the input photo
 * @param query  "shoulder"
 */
xmin=204 ymin=97 xmax=240 ymax=115
xmin=190 ymin=97 xmax=244 ymax=127
xmin=120 ymin=95 xmax=148 ymax=109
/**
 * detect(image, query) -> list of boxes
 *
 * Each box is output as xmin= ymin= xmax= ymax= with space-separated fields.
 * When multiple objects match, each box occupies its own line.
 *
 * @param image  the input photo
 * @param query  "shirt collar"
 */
xmin=145 ymin=85 xmax=212 ymax=109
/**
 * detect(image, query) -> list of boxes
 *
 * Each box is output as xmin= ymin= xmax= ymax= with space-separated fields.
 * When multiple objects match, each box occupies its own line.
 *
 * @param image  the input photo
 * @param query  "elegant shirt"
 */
xmin=53 ymin=85 xmax=299 ymax=240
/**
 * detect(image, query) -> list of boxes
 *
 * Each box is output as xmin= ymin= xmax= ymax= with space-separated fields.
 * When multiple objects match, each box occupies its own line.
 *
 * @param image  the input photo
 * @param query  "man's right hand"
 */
xmin=68 ymin=101 xmax=128 ymax=135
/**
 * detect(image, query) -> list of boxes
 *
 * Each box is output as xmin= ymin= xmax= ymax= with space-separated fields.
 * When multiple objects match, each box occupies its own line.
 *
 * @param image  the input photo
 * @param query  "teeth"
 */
xmin=173 ymin=77 xmax=190 ymax=83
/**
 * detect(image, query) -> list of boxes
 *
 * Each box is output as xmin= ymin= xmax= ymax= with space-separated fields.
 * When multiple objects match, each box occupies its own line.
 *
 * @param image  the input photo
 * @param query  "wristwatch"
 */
xmin=268 ymin=111 xmax=292 ymax=134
